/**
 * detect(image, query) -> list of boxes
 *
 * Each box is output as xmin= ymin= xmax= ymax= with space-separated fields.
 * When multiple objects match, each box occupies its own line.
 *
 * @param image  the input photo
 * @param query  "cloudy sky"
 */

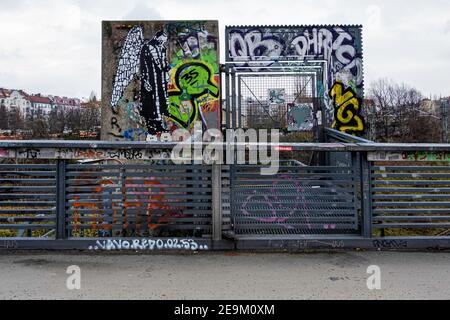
xmin=0 ymin=0 xmax=449 ymax=99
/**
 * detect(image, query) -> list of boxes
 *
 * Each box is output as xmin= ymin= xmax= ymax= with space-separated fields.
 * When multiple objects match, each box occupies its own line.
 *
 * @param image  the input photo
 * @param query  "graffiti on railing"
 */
xmin=70 ymin=177 xmax=187 ymax=234
xmin=372 ymin=240 xmax=408 ymax=249
xmin=4 ymin=147 xmax=172 ymax=160
xmin=239 ymin=174 xmax=340 ymax=230
xmin=0 ymin=148 xmax=11 ymax=157
xmin=0 ymin=240 xmax=18 ymax=249
xmin=88 ymin=238 xmax=208 ymax=251
xmin=368 ymin=151 xmax=450 ymax=162
xmin=402 ymin=151 xmax=450 ymax=162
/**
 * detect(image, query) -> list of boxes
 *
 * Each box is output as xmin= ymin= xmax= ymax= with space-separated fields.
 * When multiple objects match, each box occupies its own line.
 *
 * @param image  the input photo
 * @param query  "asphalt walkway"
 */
xmin=0 ymin=251 xmax=449 ymax=299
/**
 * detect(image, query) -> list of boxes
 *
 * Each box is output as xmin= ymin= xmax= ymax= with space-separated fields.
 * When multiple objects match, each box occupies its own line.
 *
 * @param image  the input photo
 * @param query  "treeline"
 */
xmin=366 ymin=78 xmax=444 ymax=143
xmin=0 ymin=104 xmax=101 ymax=139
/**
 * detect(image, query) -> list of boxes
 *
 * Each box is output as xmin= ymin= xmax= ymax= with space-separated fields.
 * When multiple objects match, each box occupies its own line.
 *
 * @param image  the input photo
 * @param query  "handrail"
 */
xmin=2 ymin=140 xmax=450 ymax=158
xmin=324 ymin=128 xmax=373 ymax=143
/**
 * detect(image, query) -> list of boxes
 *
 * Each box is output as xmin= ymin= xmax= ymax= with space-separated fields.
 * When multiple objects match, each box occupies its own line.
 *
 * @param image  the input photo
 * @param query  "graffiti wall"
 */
xmin=102 ymin=21 xmax=220 ymax=141
xmin=225 ymin=25 xmax=365 ymax=134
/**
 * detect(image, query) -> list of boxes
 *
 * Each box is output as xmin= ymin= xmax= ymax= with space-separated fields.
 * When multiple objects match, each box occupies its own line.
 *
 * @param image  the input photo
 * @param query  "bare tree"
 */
xmin=0 ymin=105 xmax=8 ymax=130
xmin=367 ymin=78 xmax=440 ymax=142
xmin=7 ymin=107 xmax=24 ymax=133
xmin=27 ymin=114 xmax=49 ymax=138
xmin=65 ymin=108 xmax=82 ymax=133
xmin=80 ymin=106 xmax=100 ymax=131
xmin=48 ymin=109 xmax=66 ymax=134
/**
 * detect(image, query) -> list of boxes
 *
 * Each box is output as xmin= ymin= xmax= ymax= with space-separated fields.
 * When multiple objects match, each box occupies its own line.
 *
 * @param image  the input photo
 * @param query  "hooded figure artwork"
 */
xmin=139 ymin=31 xmax=170 ymax=134
xmin=110 ymin=26 xmax=170 ymax=135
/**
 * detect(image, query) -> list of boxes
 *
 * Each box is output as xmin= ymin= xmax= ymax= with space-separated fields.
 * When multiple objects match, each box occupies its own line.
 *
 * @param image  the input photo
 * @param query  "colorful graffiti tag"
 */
xmin=225 ymin=25 xmax=364 ymax=132
xmin=102 ymin=21 xmax=220 ymax=141
xmin=329 ymin=81 xmax=365 ymax=133
xmin=287 ymin=103 xmax=314 ymax=131
xmin=168 ymin=61 xmax=219 ymax=129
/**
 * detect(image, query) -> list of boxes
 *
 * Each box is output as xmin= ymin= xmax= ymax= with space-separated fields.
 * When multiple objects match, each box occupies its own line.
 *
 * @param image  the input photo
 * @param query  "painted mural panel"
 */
xmin=102 ymin=21 xmax=220 ymax=141
xmin=287 ymin=103 xmax=314 ymax=131
xmin=225 ymin=25 xmax=364 ymax=134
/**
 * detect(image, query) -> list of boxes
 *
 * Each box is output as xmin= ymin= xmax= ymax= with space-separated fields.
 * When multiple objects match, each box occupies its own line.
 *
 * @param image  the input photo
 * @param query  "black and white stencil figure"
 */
xmin=111 ymin=26 xmax=170 ymax=135
xmin=140 ymin=31 xmax=169 ymax=134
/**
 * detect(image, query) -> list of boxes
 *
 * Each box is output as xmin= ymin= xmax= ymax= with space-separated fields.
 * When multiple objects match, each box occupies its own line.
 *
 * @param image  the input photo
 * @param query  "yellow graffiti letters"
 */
xmin=329 ymin=81 xmax=365 ymax=133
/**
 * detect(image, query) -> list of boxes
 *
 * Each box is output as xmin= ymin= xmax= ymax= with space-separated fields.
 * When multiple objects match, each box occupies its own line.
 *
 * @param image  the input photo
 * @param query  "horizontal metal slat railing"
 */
xmin=370 ymin=163 xmax=450 ymax=232
xmin=0 ymin=140 xmax=450 ymax=250
xmin=0 ymin=163 xmax=57 ymax=238
xmin=65 ymin=163 xmax=214 ymax=238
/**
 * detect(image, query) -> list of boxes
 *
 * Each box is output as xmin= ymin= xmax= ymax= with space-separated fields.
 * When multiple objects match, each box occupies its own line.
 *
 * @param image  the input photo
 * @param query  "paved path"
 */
xmin=0 ymin=251 xmax=449 ymax=299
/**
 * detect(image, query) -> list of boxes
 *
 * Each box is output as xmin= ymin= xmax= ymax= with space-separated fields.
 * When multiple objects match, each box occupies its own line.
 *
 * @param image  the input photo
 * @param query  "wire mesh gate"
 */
xmin=235 ymin=73 xmax=316 ymax=130
xmin=222 ymin=63 xmax=361 ymax=237
xmin=229 ymin=157 xmax=361 ymax=237
xmin=223 ymin=61 xmax=327 ymax=132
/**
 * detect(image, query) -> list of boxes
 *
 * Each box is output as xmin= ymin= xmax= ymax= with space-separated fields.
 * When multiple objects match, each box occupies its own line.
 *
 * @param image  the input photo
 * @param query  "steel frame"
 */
xmin=1 ymin=140 xmax=450 ymax=250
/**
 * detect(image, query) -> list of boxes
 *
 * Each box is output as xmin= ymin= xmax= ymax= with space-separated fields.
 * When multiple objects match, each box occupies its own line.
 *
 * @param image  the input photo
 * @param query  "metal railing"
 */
xmin=1 ymin=140 xmax=450 ymax=250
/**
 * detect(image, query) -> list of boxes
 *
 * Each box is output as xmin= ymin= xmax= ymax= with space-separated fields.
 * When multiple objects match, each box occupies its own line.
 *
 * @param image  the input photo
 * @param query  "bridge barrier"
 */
xmin=1 ymin=140 xmax=450 ymax=250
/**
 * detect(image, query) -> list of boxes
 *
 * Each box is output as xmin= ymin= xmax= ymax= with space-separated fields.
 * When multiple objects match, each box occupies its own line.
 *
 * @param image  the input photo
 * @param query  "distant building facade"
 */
xmin=0 ymin=88 xmax=32 ymax=117
xmin=50 ymin=96 xmax=82 ymax=112
xmin=0 ymin=88 xmax=82 ymax=118
xmin=28 ymin=94 xmax=52 ymax=117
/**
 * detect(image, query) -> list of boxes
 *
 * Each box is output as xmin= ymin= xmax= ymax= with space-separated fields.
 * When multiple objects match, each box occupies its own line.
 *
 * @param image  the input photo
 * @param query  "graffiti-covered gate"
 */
xmin=224 ymin=25 xmax=365 ymax=134
xmin=223 ymin=25 xmax=365 ymax=238
xmin=230 ymin=161 xmax=361 ymax=236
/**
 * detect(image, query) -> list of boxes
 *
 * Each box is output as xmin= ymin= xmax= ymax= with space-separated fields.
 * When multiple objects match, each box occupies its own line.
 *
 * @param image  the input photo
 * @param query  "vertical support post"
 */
xmin=224 ymin=65 xmax=231 ymax=129
xmin=351 ymin=151 xmax=360 ymax=231
xmin=313 ymin=74 xmax=326 ymax=166
xmin=441 ymin=98 xmax=449 ymax=143
xmin=56 ymin=159 xmax=67 ymax=239
xmin=231 ymin=71 xmax=237 ymax=129
xmin=212 ymin=163 xmax=222 ymax=241
xmin=360 ymin=152 xmax=372 ymax=238
xmin=237 ymin=75 xmax=242 ymax=128
xmin=229 ymin=163 xmax=236 ymax=234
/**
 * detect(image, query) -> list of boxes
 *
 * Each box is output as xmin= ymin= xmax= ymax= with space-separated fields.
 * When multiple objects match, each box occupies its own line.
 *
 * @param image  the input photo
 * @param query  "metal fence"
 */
xmin=1 ymin=140 xmax=450 ymax=250
xmin=231 ymin=163 xmax=359 ymax=236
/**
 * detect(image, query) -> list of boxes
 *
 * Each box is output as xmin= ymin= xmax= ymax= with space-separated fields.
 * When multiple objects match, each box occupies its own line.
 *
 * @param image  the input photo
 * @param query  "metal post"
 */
xmin=237 ymin=75 xmax=242 ymax=128
xmin=231 ymin=71 xmax=237 ymax=129
xmin=351 ymin=151 xmax=360 ymax=231
xmin=313 ymin=74 xmax=326 ymax=166
xmin=211 ymin=163 xmax=222 ymax=241
xmin=441 ymin=98 xmax=449 ymax=143
xmin=360 ymin=152 xmax=372 ymax=238
xmin=56 ymin=159 xmax=67 ymax=239
xmin=224 ymin=65 xmax=231 ymax=129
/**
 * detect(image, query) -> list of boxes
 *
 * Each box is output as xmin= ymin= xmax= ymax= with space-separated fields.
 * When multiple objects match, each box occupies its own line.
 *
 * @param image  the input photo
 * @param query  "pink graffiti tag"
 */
xmin=240 ymin=174 xmax=314 ymax=230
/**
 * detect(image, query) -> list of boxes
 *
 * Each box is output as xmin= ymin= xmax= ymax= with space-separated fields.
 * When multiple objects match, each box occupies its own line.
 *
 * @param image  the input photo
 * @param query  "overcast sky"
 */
xmin=0 ymin=0 xmax=449 ymax=99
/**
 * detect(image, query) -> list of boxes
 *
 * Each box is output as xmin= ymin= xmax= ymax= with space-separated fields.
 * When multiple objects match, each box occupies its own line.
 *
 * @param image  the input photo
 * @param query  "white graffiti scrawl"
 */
xmin=88 ymin=238 xmax=208 ymax=251
xmin=227 ymin=26 xmax=363 ymax=86
xmin=229 ymin=29 xmax=284 ymax=71
xmin=226 ymin=25 xmax=364 ymax=133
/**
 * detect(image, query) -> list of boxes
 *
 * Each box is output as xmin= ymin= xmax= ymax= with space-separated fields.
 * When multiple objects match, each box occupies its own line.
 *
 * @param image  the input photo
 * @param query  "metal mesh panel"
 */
xmin=231 ymin=164 xmax=359 ymax=235
xmin=238 ymin=74 xmax=314 ymax=129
